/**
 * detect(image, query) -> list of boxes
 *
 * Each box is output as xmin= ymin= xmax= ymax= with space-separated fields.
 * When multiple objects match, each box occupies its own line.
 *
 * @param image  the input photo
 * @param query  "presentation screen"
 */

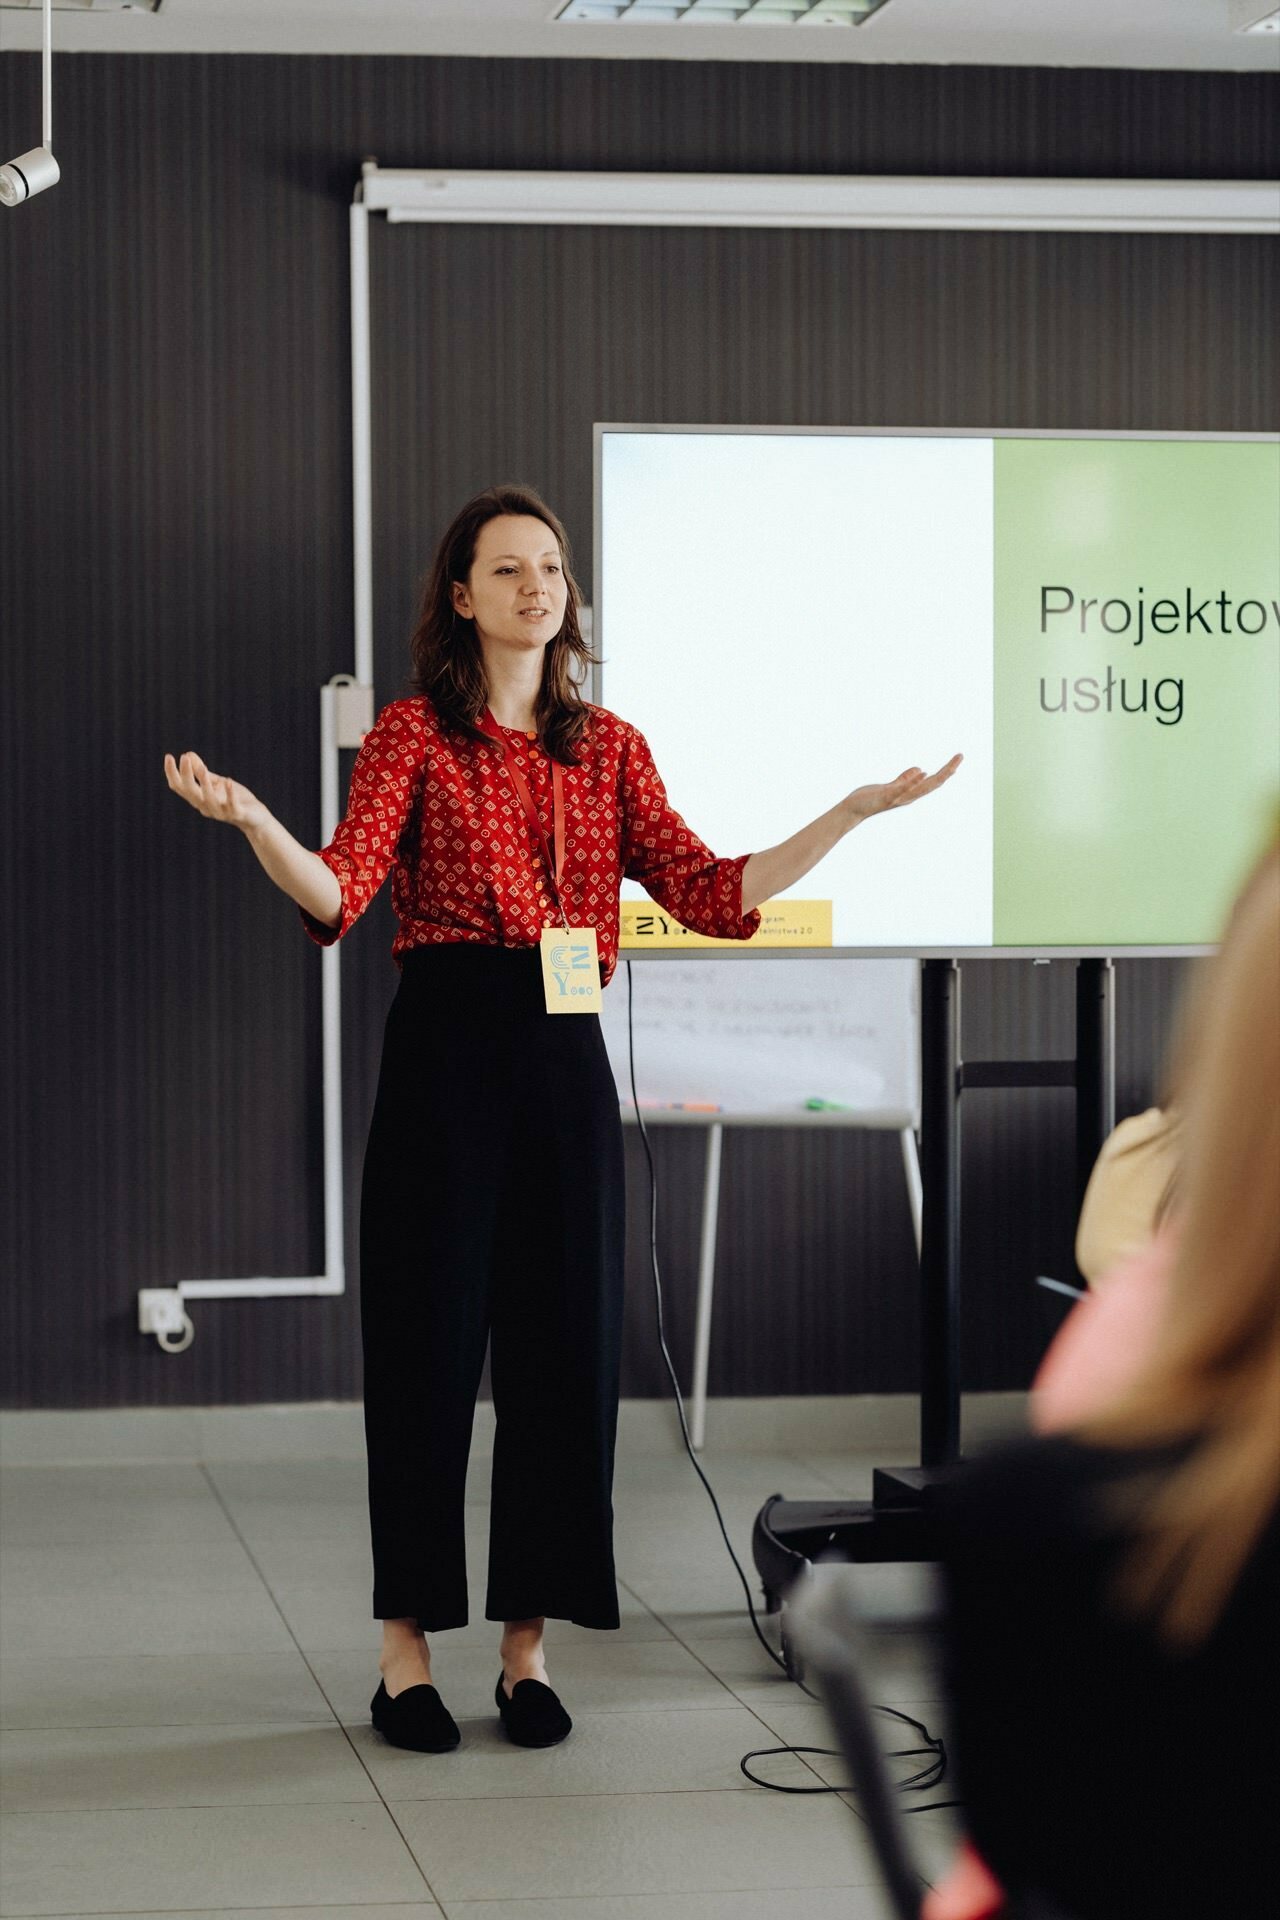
xmin=594 ymin=426 xmax=1280 ymax=957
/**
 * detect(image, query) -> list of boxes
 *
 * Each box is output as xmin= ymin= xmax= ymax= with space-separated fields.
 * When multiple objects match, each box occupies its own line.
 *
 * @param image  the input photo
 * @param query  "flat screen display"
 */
xmin=594 ymin=427 xmax=1280 ymax=956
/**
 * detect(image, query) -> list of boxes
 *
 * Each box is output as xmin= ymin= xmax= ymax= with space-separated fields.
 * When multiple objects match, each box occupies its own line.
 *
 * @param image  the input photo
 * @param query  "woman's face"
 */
xmin=451 ymin=514 xmax=568 ymax=651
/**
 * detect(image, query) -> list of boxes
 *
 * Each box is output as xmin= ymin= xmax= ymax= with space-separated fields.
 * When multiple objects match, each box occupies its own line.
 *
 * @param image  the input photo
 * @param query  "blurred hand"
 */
xmin=846 ymin=753 xmax=963 ymax=825
xmin=163 ymin=750 xmax=268 ymax=832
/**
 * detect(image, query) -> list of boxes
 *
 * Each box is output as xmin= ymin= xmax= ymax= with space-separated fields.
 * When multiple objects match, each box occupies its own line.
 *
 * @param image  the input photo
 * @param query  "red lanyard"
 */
xmin=478 ymin=707 xmax=567 ymax=918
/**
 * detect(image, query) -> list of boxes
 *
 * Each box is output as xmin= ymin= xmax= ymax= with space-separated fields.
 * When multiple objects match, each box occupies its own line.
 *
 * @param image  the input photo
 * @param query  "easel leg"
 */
xmin=690 ymin=1122 xmax=723 ymax=1452
xmin=899 ymin=1127 xmax=923 ymax=1260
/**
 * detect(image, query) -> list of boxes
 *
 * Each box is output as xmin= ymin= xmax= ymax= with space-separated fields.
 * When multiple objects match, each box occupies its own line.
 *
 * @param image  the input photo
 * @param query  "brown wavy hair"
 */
xmin=1080 ymin=813 xmax=1280 ymax=1647
xmin=403 ymin=483 xmax=600 ymax=765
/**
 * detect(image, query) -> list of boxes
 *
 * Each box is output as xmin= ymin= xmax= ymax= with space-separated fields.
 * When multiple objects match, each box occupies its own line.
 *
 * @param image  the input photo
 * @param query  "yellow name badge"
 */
xmin=539 ymin=925 xmax=603 ymax=1014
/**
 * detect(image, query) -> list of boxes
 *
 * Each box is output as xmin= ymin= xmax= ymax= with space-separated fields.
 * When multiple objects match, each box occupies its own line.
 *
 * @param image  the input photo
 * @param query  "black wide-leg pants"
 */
xmin=359 ymin=942 xmax=626 ymax=1633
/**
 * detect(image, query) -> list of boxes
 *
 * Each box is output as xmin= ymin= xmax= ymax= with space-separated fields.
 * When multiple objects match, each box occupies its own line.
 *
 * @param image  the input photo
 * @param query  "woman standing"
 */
xmin=163 ymin=481 xmax=961 ymax=1754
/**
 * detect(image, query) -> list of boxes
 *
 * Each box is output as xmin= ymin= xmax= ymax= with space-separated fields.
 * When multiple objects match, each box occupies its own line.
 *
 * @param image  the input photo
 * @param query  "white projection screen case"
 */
xmin=593 ymin=425 xmax=1280 ymax=960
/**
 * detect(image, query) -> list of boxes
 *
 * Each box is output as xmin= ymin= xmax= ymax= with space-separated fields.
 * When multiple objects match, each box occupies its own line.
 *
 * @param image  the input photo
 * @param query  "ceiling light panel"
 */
xmin=553 ymin=0 xmax=891 ymax=25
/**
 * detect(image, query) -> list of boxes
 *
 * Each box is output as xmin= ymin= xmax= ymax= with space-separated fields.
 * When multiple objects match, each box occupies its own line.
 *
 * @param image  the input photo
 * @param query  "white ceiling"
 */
xmin=1 ymin=0 xmax=1278 ymax=72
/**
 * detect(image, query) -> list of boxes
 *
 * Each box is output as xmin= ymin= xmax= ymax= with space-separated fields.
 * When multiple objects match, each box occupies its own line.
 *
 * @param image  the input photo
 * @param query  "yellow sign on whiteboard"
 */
xmin=620 ymin=899 xmax=833 ymax=950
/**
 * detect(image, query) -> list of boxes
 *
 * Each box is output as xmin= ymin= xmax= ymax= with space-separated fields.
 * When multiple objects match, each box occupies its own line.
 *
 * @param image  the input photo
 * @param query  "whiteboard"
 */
xmin=599 ymin=957 xmax=920 ymax=1126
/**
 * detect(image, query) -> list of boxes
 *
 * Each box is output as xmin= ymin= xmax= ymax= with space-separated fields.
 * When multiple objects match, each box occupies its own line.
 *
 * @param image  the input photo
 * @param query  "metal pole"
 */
xmin=350 ymin=178 xmax=375 ymax=689
xmin=919 ymin=960 xmax=961 ymax=1468
xmin=1075 ymin=957 xmax=1116 ymax=1214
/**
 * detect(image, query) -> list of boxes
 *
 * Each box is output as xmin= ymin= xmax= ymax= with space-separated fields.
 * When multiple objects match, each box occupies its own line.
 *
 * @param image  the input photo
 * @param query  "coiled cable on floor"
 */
xmin=623 ymin=959 xmax=958 ymax=1810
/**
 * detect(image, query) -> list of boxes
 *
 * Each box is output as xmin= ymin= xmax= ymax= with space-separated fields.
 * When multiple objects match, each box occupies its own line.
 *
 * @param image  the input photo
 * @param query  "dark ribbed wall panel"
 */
xmin=2 ymin=53 xmax=1275 ymax=1409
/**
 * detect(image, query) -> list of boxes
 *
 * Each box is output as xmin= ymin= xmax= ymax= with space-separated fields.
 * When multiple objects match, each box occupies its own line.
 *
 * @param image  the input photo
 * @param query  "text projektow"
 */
xmin=1038 ymin=587 xmax=1280 ymax=727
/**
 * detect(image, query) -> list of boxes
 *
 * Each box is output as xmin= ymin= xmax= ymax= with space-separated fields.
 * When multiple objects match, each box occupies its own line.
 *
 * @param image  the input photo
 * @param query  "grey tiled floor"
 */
xmin=0 ymin=1437 xmax=957 ymax=1919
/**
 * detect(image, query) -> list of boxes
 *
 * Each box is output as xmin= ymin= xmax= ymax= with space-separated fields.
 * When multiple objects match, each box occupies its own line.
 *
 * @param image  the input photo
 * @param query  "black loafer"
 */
xmin=370 ymin=1677 xmax=461 ymax=1752
xmin=495 ymin=1670 xmax=573 ymax=1747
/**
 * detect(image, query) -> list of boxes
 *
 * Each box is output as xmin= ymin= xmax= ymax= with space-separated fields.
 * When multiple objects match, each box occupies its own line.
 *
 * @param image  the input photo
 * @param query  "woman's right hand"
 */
xmin=163 ymin=750 xmax=268 ymax=833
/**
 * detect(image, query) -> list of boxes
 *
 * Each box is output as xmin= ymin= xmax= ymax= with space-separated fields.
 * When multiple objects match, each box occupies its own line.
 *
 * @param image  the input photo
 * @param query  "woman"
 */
xmin=927 ymin=825 xmax=1280 ymax=1920
xmin=164 ymin=481 xmax=961 ymax=1754
xmin=1072 ymin=1101 xmax=1181 ymax=1293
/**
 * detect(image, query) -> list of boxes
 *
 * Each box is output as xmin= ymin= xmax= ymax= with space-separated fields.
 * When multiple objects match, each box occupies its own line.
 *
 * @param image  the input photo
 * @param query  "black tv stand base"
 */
xmin=752 ymin=1466 xmax=960 ymax=1678
xmin=754 ymin=1463 xmax=956 ymax=1596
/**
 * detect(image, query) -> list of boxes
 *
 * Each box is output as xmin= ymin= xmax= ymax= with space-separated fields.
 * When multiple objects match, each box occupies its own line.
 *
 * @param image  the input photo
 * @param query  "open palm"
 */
xmin=163 ymin=750 xmax=267 ymax=831
xmin=848 ymin=753 xmax=963 ymax=823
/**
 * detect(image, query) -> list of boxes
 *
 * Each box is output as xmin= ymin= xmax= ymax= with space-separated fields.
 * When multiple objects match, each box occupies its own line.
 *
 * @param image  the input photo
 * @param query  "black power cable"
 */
xmin=623 ymin=959 xmax=959 ymax=1811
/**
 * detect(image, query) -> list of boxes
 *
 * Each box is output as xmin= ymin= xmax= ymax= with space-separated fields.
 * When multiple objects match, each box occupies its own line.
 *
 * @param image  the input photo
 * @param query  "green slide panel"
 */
xmin=994 ymin=437 xmax=1280 ymax=946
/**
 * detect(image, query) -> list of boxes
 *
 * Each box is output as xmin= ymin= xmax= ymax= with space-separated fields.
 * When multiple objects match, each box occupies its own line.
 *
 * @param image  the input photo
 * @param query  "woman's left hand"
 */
xmin=846 ymin=752 xmax=963 ymax=824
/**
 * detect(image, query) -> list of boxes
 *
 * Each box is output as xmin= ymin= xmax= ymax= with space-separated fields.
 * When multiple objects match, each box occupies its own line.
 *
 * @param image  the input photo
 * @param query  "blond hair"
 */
xmin=1078 ymin=824 xmax=1280 ymax=1647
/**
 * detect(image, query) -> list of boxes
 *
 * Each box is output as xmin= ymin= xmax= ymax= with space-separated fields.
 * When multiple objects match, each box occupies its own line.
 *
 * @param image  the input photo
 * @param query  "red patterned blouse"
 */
xmin=298 ymin=694 xmax=761 ymax=985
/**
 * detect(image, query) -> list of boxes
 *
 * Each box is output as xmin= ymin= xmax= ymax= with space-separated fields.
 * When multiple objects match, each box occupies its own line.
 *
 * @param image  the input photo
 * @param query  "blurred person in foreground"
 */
xmin=924 ymin=822 xmax=1280 ymax=1920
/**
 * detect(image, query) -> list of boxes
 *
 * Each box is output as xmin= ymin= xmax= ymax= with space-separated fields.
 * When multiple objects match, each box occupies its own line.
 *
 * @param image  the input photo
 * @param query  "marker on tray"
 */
xmin=635 ymin=1101 xmax=722 ymax=1112
xmin=805 ymin=1097 xmax=852 ymax=1111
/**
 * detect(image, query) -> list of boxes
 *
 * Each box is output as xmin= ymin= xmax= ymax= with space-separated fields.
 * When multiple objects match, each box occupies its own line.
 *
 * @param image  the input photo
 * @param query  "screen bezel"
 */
xmin=592 ymin=423 xmax=1280 ymax=961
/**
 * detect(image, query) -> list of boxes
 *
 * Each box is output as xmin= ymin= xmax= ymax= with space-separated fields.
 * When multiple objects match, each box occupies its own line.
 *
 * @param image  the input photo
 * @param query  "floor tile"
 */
xmin=897 ymin=1801 xmax=968 ymax=1888
xmin=612 ymin=1563 xmax=777 ymax=1632
xmin=391 ymin=1788 xmax=882 ymax=1900
xmin=0 ymin=1581 xmax=296 ymax=1660
xmin=275 ymin=1572 xmax=674 ymax=1653
xmin=0 ymin=1465 xmax=238 ymax=1547
xmin=612 ymin=1449 xmax=852 ymax=1496
xmin=660 ymin=1626 xmax=803 ymax=1704
xmin=733 ymin=1696 xmax=963 ymax=1889
xmin=779 ymin=1454 xmax=883 ymax=1498
xmin=744 ymin=1699 xmax=950 ymax=1795
xmin=726 ymin=1699 xmax=850 ymax=1789
xmin=2 ymin=1539 xmax=267 ymax=1601
xmin=204 ymin=1458 xmax=374 ymax=1506
xmin=205 ymin=1495 xmax=376 ymax=1545
xmin=0 ymin=1431 xmax=958 ymax=1920
xmin=355 ymin=1703 xmax=821 ymax=1800
xmin=0 ymin=1804 xmax=439 ymax=1915
xmin=683 ymin=1626 xmax=942 ymax=1707
xmin=0 ymin=1722 xmax=376 ymax=1812
xmin=442 ymin=1891 xmax=901 ymax=1920
xmin=0 ymin=1910 xmax=439 ymax=1920
xmin=316 ymin=1636 xmax=733 ymax=1728
xmin=0 ymin=1650 xmax=336 ymax=1730
xmin=203 ymin=1459 xmax=384 ymax=1542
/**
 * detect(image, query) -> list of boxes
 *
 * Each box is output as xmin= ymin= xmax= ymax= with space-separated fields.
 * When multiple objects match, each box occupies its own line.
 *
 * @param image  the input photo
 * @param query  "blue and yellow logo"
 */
xmin=549 ymin=940 xmax=594 ymax=998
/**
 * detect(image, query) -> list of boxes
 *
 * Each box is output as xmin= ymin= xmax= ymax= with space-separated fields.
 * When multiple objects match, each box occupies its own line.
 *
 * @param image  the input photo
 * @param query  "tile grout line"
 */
xmin=183 ymin=1459 xmax=448 ymax=1913
xmin=610 ymin=1445 xmax=859 ymax=1804
xmin=0 ymin=1905 xmax=446 ymax=1919
xmin=3 ymin=1785 xmax=881 ymax=1813
xmin=0 ymin=1885 xmax=883 ymax=1920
